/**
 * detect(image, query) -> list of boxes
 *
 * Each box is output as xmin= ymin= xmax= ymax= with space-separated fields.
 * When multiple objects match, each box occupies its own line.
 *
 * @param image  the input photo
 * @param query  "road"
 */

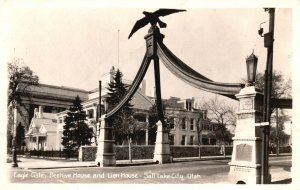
xmin=8 ymin=156 xmax=291 ymax=184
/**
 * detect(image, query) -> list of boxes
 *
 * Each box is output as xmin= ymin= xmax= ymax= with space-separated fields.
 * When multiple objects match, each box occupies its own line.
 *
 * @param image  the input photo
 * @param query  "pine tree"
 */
xmin=106 ymin=69 xmax=134 ymax=144
xmin=62 ymin=96 xmax=93 ymax=157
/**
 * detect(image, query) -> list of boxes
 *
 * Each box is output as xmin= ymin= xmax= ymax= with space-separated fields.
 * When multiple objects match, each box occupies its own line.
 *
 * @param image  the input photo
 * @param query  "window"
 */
xmin=182 ymin=118 xmax=186 ymax=130
xmin=59 ymin=117 xmax=63 ymax=123
xmin=210 ymin=139 xmax=216 ymax=145
xmin=87 ymin=109 xmax=94 ymax=119
xmin=203 ymin=111 xmax=207 ymax=120
xmin=181 ymin=135 xmax=186 ymax=145
xmin=135 ymin=115 xmax=145 ymax=122
xmin=169 ymin=135 xmax=174 ymax=145
xmin=169 ymin=117 xmax=175 ymax=129
xmin=202 ymin=138 xmax=209 ymax=145
xmin=190 ymin=118 xmax=194 ymax=131
xmin=190 ymin=136 xmax=194 ymax=145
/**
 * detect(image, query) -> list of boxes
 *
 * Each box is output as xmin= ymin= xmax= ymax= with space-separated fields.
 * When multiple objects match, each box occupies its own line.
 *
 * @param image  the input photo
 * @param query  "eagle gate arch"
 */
xmin=94 ymin=14 xmax=290 ymax=185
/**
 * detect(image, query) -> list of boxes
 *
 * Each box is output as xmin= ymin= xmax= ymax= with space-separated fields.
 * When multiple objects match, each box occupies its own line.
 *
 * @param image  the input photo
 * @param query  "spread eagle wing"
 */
xmin=128 ymin=16 xmax=150 ymax=39
xmin=153 ymin=8 xmax=186 ymax=17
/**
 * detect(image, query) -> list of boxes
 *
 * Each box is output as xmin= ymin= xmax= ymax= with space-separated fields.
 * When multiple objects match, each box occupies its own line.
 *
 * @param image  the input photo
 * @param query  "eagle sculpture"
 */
xmin=128 ymin=9 xmax=186 ymax=39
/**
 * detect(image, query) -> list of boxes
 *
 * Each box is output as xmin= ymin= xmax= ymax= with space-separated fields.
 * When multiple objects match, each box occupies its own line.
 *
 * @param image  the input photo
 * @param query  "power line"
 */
xmin=118 ymin=29 xmax=120 ymax=69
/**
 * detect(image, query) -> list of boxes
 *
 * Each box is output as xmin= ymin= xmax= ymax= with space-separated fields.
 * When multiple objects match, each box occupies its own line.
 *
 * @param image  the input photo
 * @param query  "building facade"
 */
xmin=18 ymin=67 xmax=221 ymax=150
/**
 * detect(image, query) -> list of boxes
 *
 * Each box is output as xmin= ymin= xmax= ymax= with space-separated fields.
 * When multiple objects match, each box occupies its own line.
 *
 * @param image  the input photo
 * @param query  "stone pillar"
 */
xmin=228 ymin=86 xmax=267 ymax=184
xmin=153 ymin=120 xmax=172 ymax=164
xmin=95 ymin=115 xmax=116 ymax=167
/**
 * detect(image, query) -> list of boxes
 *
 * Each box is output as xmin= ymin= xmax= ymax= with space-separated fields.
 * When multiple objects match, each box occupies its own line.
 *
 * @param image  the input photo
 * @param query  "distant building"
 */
xmin=26 ymin=107 xmax=58 ymax=150
xmin=164 ymin=97 xmax=220 ymax=146
xmin=17 ymin=66 xmax=221 ymax=150
xmin=22 ymin=67 xmax=152 ymax=150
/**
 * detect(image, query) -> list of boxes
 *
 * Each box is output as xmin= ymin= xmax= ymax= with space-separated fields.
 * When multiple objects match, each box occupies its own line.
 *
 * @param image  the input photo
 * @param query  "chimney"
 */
xmin=38 ymin=106 xmax=43 ymax=118
xmin=141 ymin=80 xmax=146 ymax=95
xmin=34 ymin=108 xmax=38 ymax=118
xmin=110 ymin=66 xmax=115 ymax=83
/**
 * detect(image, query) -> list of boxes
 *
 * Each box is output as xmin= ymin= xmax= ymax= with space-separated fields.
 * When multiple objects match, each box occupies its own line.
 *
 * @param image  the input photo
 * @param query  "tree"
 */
xmin=106 ymin=69 xmax=137 ymax=161
xmin=7 ymin=58 xmax=39 ymax=163
xmin=269 ymin=109 xmax=290 ymax=154
xmin=148 ymin=103 xmax=159 ymax=145
xmin=254 ymin=71 xmax=292 ymax=154
xmin=15 ymin=122 xmax=25 ymax=150
xmin=62 ymin=96 xmax=93 ymax=157
xmin=147 ymin=102 xmax=170 ymax=145
xmin=255 ymin=70 xmax=291 ymax=100
xmin=201 ymin=95 xmax=236 ymax=157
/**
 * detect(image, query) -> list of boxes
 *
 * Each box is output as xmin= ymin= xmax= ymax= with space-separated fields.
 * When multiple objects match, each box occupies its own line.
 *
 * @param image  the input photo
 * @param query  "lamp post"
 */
xmin=246 ymin=52 xmax=258 ymax=86
xmin=12 ymin=107 xmax=18 ymax=167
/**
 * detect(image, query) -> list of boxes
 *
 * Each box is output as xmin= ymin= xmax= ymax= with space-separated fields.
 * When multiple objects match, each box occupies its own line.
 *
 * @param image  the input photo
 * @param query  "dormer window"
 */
xmin=185 ymin=100 xmax=192 ymax=111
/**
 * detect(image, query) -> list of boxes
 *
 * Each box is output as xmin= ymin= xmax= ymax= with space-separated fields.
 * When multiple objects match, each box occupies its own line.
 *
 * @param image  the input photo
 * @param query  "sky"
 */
xmin=0 ymin=1 xmax=296 ymax=109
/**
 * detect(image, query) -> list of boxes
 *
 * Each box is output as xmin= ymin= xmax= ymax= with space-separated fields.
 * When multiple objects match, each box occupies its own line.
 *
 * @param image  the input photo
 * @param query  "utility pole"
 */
xmin=276 ymin=108 xmax=279 ymax=156
xmin=262 ymin=8 xmax=275 ymax=184
xmin=98 ymin=80 xmax=102 ymax=137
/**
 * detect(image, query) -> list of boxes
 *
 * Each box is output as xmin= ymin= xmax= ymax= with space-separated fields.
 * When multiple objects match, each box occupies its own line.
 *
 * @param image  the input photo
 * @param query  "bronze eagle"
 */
xmin=128 ymin=9 xmax=186 ymax=39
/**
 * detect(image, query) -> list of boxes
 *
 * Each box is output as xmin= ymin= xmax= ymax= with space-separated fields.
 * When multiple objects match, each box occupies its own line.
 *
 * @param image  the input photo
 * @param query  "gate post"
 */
xmin=95 ymin=115 xmax=116 ymax=167
xmin=228 ymin=86 xmax=265 ymax=184
xmin=153 ymin=120 xmax=172 ymax=164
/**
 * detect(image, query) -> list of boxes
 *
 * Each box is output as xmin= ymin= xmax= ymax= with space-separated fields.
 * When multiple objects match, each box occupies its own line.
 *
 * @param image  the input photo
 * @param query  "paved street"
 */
xmin=8 ymin=155 xmax=291 ymax=184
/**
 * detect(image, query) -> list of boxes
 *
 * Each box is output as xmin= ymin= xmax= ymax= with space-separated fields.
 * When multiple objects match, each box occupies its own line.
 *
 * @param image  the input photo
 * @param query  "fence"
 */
xmin=78 ymin=145 xmax=233 ymax=161
xmin=18 ymin=145 xmax=291 ymax=161
xmin=18 ymin=149 xmax=78 ymax=159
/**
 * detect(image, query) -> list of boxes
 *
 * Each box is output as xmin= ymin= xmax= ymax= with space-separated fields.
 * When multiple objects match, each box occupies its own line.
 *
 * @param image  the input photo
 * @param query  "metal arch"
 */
xmin=156 ymin=41 xmax=244 ymax=100
xmin=106 ymin=53 xmax=151 ymax=118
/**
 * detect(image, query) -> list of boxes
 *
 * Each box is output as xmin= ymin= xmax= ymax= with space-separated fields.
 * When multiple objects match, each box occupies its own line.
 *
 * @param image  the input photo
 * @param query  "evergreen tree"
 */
xmin=106 ymin=69 xmax=134 ymax=144
xmin=62 ymin=96 xmax=93 ymax=156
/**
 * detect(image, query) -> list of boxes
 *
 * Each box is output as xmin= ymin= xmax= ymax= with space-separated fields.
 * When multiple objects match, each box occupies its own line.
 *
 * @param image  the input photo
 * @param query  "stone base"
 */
xmin=153 ymin=120 xmax=172 ymax=164
xmin=262 ymin=173 xmax=272 ymax=184
xmin=228 ymin=163 xmax=262 ymax=184
xmin=95 ymin=154 xmax=116 ymax=167
xmin=95 ymin=116 xmax=116 ymax=167
xmin=153 ymin=153 xmax=172 ymax=164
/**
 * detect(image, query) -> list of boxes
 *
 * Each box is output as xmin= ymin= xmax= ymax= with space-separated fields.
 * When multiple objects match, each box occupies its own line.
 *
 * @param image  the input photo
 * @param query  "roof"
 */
xmin=40 ymin=124 xmax=57 ymax=133
xmin=27 ymin=117 xmax=58 ymax=136
xmin=130 ymin=90 xmax=154 ymax=110
xmin=42 ymin=112 xmax=57 ymax=120
xmin=31 ymin=118 xmax=56 ymax=128
xmin=19 ymin=82 xmax=89 ymax=101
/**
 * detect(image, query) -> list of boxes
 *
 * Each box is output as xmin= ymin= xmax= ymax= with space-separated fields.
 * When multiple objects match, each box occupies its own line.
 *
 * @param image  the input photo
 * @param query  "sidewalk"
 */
xmin=8 ymin=155 xmax=291 ymax=184
xmin=11 ymin=155 xmax=231 ymax=170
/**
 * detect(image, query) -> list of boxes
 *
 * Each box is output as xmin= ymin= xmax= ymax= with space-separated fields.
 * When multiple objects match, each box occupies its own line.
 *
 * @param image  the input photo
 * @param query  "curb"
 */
xmin=17 ymin=156 xmax=232 ymax=170
xmin=19 ymin=165 xmax=98 ymax=170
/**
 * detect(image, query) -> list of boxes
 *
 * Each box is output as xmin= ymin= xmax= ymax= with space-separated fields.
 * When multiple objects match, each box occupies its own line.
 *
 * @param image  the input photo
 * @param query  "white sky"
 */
xmin=1 ymin=2 xmax=293 ymax=104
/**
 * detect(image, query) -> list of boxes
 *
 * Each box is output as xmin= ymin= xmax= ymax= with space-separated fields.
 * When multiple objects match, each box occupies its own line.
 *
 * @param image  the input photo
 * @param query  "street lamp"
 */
xmin=246 ymin=52 xmax=258 ymax=86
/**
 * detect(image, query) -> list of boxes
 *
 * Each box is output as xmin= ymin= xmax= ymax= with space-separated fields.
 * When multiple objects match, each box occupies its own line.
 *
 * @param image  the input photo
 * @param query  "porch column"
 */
xmin=93 ymin=107 xmax=97 ymax=119
xmin=228 ymin=86 xmax=265 ymax=184
xmin=145 ymin=114 xmax=149 ymax=145
xmin=36 ymin=136 xmax=39 ymax=150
